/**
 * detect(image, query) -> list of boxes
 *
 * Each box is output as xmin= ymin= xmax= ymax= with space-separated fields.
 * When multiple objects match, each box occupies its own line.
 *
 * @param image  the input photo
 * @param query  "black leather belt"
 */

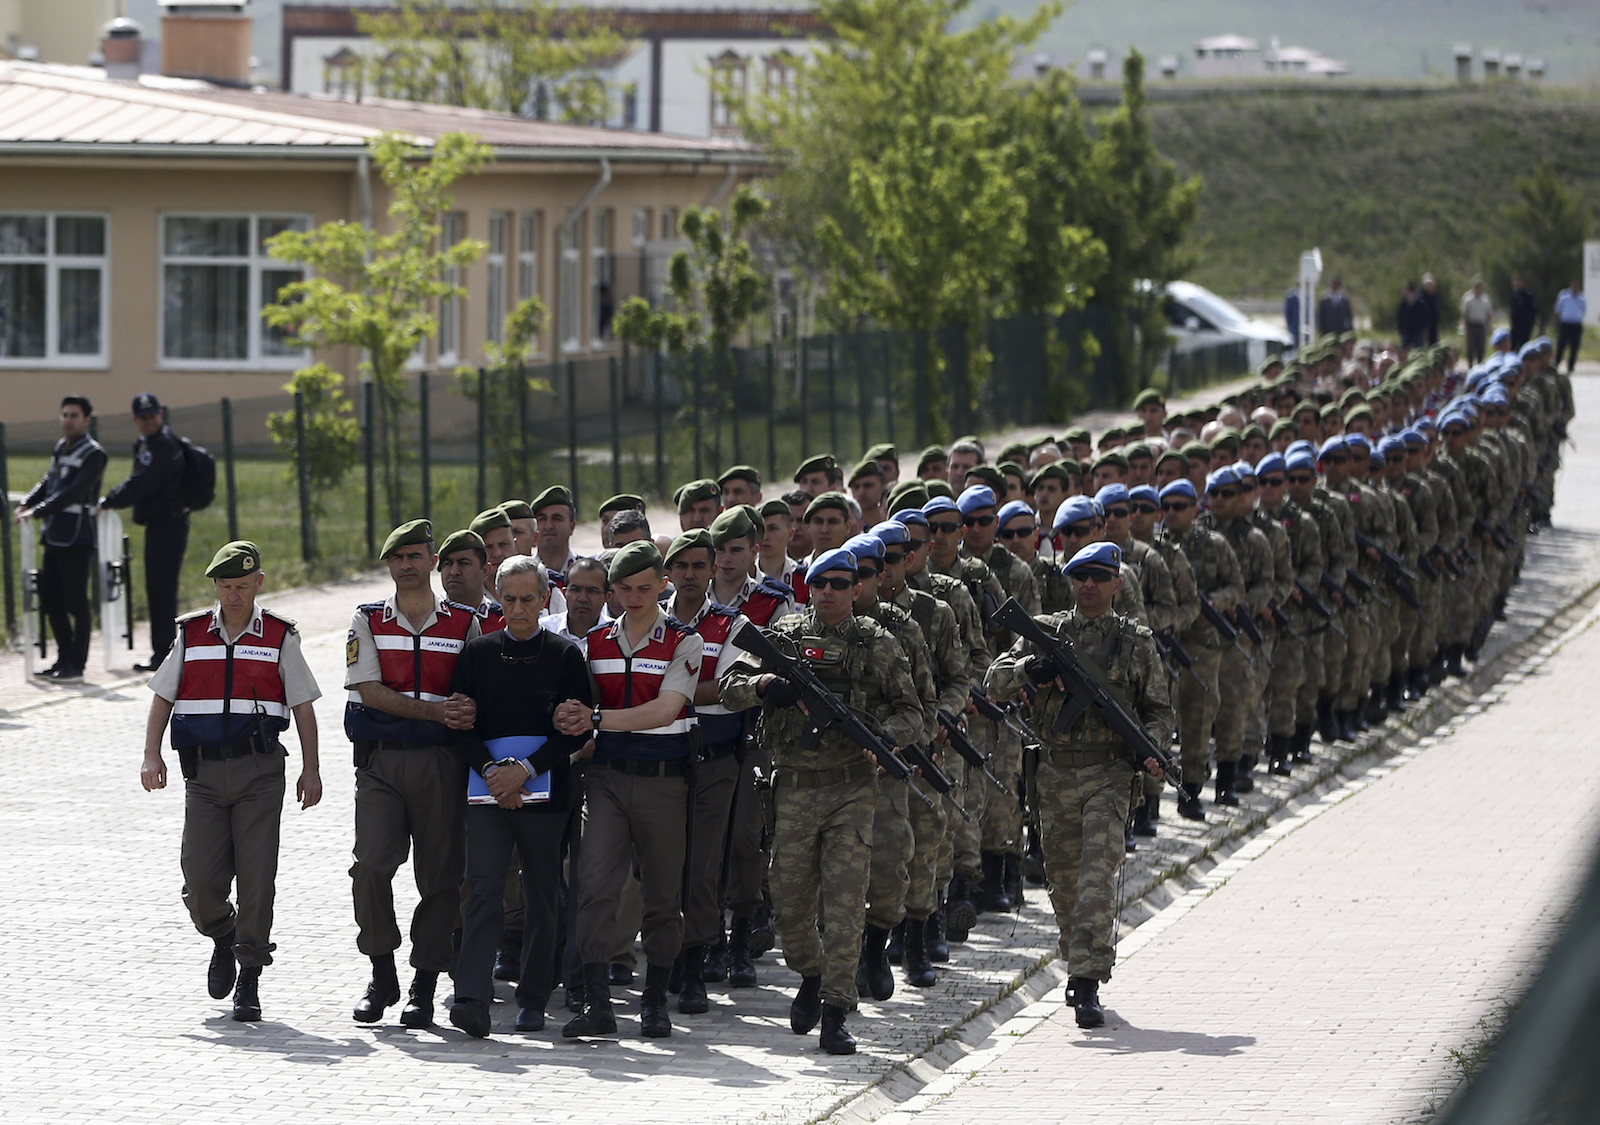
xmin=353 ymin=739 xmax=440 ymax=754
xmin=196 ymin=736 xmax=276 ymax=761
xmin=701 ymin=740 xmax=741 ymax=760
xmin=596 ymin=758 xmax=689 ymax=777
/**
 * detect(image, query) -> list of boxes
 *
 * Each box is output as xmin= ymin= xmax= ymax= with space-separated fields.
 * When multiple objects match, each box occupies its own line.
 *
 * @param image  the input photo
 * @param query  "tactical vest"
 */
xmin=1034 ymin=613 xmax=1141 ymax=752
xmin=170 ymin=609 xmax=292 ymax=748
xmin=764 ymin=611 xmax=891 ymax=768
xmin=41 ymin=433 xmax=105 ymax=548
xmin=587 ymin=614 xmax=700 ymax=761
xmin=343 ymin=599 xmax=475 ymax=745
xmin=686 ymin=604 xmax=744 ymax=747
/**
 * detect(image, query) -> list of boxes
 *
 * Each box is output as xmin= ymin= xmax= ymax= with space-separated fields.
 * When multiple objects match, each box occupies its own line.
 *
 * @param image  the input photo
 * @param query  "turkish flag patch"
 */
xmin=802 ymin=646 xmax=826 ymax=660
xmin=1347 ymin=492 xmax=1360 ymax=505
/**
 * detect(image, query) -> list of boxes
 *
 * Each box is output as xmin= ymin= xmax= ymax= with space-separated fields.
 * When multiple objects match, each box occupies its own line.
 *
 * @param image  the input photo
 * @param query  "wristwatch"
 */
xmin=591 ymin=705 xmax=603 ymax=732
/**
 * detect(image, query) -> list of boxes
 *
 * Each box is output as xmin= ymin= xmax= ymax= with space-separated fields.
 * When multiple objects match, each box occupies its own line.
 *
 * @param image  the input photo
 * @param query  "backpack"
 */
xmin=177 ymin=436 xmax=217 ymax=511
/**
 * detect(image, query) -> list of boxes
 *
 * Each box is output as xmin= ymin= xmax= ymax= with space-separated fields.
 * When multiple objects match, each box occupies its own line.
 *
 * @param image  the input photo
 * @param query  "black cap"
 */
xmin=132 ymin=392 xmax=162 ymax=417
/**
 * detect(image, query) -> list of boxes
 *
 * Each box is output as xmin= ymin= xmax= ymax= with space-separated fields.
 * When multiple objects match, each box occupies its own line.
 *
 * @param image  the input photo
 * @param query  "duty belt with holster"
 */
xmin=770 ymin=759 xmax=877 ymax=789
xmin=178 ymin=730 xmax=280 ymax=780
xmin=353 ymin=738 xmax=439 ymax=767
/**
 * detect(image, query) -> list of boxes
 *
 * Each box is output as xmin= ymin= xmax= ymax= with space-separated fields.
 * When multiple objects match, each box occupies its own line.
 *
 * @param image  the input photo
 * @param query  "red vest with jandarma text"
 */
xmin=478 ymin=598 xmax=506 ymax=634
xmin=586 ymin=614 xmax=701 ymax=762
xmin=343 ymin=599 xmax=475 ymax=745
xmin=688 ymin=604 xmax=744 ymax=747
xmin=170 ymin=609 xmax=292 ymax=748
xmin=739 ymin=577 xmax=793 ymax=627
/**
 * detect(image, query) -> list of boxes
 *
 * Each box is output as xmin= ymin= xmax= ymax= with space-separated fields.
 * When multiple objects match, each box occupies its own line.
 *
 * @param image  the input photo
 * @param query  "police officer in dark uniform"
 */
xmin=17 ymin=395 xmax=107 ymax=682
xmin=102 ymin=392 xmax=189 ymax=672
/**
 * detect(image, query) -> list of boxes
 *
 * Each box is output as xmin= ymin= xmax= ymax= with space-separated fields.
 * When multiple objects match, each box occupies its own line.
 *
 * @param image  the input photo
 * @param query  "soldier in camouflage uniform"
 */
xmin=720 ymin=547 xmax=923 ymax=1056
xmin=1237 ymin=461 xmax=1291 ymax=792
xmin=1132 ymin=483 xmax=1199 ymax=833
xmin=986 ymin=541 xmax=1173 ymax=1029
xmin=1050 ymin=497 xmax=1149 ymax=621
xmin=1381 ymin=434 xmax=1436 ymax=705
xmin=1312 ymin=438 xmax=1361 ymax=742
xmin=1259 ymin=452 xmax=1323 ymax=773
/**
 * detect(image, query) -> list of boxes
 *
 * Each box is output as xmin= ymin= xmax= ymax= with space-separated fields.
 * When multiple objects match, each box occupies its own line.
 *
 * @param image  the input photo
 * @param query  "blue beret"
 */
xmin=1205 ymin=467 xmax=1241 ymax=493
xmin=1481 ymin=387 xmax=1509 ymax=406
xmin=844 ymin=533 xmax=884 ymax=560
xmin=1519 ymin=342 xmax=1541 ymax=360
xmin=921 ymin=497 xmax=959 ymax=517
xmin=1064 ymin=541 xmax=1122 ymax=576
xmin=1377 ymin=435 xmax=1405 ymax=457
xmin=1231 ymin=459 xmax=1257 ymax=480
xmin=1534 ymin=336 xmax=1553 ymax=351
xmin=1158 ymin=479 xmax=1197 ymax=503
xmin=1128 ymin=485 xmax=1159 ymax=505
xmin=1490 ymin=327 xmax=1511 ymax=345
xmin=1317 ymin=437 xmax=1349 ymax=461
xmin=1093 ymin=483 xmax=1130 ymax=508
xmin=1400 ymin=428 xmax=1426 ymax=449
xmin=1415 ymin=417 xmax=1438 ymax=434
xmin=1255 ymin=452 xmax=1286 ymax=477
xmin=871 ymin=520 xmax=909 ymax=546
xmin=893 ymin=507 xmax=929 ymax=528
xmin=806 ymin=548 xmax=858 ymax=583
xmin=1053 ymin=495 xmax=1098 ymax=531
xmin=956 ymin=485 xmax=997 ymax=515
xmin=996 ymin=499 xmax=1034 ymax=527
xmin=1344 ymin=432 xmax=1371 ymax=452
xmin=1369 ymin=446 xmax=1385 ymax=466
xmin=1285 ymin=439 xmax=1315 ymax=458
xmin=1285 ymin=451 xmax=1316 ymax=473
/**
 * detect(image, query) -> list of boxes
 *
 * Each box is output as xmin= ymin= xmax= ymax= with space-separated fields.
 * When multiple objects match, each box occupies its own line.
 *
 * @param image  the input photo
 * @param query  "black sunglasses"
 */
xmin=1160 ymin=500 xmax=1193 ymax=512
xmin=906 ymin=537 xmax=928 ymax=550
xmin=808 ymin=575 xmax=857 ymax=590
xmin=1061 ymin=522 xmax=1095 ymax=538
xmin=882 ymin=550 xmax=908 ymax=564
xmin=1071 ymin=567 xmax=1119 ymax=584
xmin=1103 ymin=506 xmax=1130 ymax=519
xmin=963 ymin=514 xmax=996 ymax=528
xmin=1324 ymin=454 xmax=1349 ymax=464
xmin=998 ymin=524 xmax=1037 ymax=540
xmin=1211 ymin=488 xmax=1240 ymax=500
xmin=1287 ymin=473 xmax=1315 ymax=484
xmin=1259 ymin=475 xmax=1286 ymax=487
xmin=929 ymin=521 xmax=961 ymax=535
xmin=856 ymin=564 xmax=882 ymax=579
xmin=1132 ymin=502 xmax=1160 ymax=515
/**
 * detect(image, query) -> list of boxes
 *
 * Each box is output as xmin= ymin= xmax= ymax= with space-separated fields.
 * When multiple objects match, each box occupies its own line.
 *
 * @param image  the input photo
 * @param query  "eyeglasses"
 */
xmin=1132 ymin=502 xmax=1160 ymax=515
xmin=906 ymin=538 xmax=929 ymax=550
xmin=1211 ymin=489 xmax=1240 ymax=500
xmin=1061 ymin=522 xmax=1095 ymax=538
xmin=856 ymin=565 xmax=881 ymax=580
xmin=1160 ymin=501 xmax=1193 ymax=512
xmin=929 ymin=521 xmax=961 ymax=535
xmin=1324 ymin=454 xmax=1348 ymax=465
xmin=1070 ymin=567 xmax=1119 ymax=585
xmin=1385 ymin=455 xmax=1404 ymax=463
xmin=1259 ymin=476 xmax=1285 ymax=487
xmin=808 ymin=575 xmax=856 ymax=590
xmin=1287 ymin=474 xmax=1315 ymax=485
xmin=1103 ymin=507 xmax=1130 ymax=520
xmin=998 ymin=524 xmax=1036 ymax=540
xmin=963 ymin=514 xmax=996 ymax=528
xmin=882 ymin=550 xmax=908 ymax=564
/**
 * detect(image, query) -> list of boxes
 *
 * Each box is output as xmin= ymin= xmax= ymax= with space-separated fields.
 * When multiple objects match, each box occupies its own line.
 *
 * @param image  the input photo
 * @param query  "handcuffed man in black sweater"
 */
xmin=448 ymin=554 xmax=592 ymax=1037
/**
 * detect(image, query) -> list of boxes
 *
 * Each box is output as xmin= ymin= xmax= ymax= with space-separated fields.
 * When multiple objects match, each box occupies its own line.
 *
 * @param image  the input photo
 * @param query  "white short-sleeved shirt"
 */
xmin=345 ymin=594 xmax=483 ymax=690
xmin=149 ymin=605 xmax=321 ymax=709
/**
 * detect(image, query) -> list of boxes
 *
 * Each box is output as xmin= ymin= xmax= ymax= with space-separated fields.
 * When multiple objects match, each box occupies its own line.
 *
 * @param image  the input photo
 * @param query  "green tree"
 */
xmin=264 ymin=131 xmax=490 ymax=528
xmin=1491 ymin=161 xmax=1591 ymax=334
xmin=266 ymin=364 xmax=362 ymax=555
xmin=358 ymin=0 xmax=624 ymax=124
xmin=454 ymin=297 xmax=552 ymax=500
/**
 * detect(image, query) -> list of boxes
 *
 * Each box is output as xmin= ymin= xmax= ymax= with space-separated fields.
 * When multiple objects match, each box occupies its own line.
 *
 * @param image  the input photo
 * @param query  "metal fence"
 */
xmin=1166 ymin=338 xmax=1253 ymax=396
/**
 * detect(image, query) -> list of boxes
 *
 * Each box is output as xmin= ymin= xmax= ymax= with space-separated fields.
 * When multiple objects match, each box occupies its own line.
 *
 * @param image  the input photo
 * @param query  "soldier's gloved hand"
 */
xmin=1023 ymin=655 xmax=1054 ymax=683
xmin=762 ymin=678 xmax=802 ymax=708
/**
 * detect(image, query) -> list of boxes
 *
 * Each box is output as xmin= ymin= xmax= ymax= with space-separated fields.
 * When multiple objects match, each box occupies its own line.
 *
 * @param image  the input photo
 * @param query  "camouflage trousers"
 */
xmin=1176 ymin=644 xmax=1224 ymax=784
xmin=1036 ymin=754 xmax=1134 ymax=982
xmin=1337 ymin=602 xmax=1372 ymax=712
xmin=865 ymin=780 xmax=912 ymax=931
xmin=770 ymin=774 xmax=877 ymax=1011
xmin=1411 ymin=575 xmax=1441 ymax=670
xmin=1212 ymin=642 xmax=1254 ymax=765
xmin=978 ymin=720 xmax=1023 ymax=854
xmin=1264 ymin=626 xmax=1304 ymax=738
xmin=907 ymin=772 xmax=949 ymax=922
xmin=1296 ymin=628 xmax=1325 ymax=728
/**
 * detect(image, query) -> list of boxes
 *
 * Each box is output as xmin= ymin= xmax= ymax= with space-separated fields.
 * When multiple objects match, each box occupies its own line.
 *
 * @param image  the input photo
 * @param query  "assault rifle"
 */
xmin=1268 ymin=603 xmax=1307 ymax=645
xmin=732 ymin=626 xmax=937 ymax=811
xmin=968 ymin=686 xmax=1040 ymax=745
xmin=936 ymin=708 xmax=1014 ymax=797
xmin=1355 ymin=532 xmax=1419 ymax=583
xmin=1198 ymin=592 xmax=1252 ymax=662
xmin=1295 ymin=578 xmax=1347 ymax=639
xmin=900 ymin=744 xmax=971 ymax=821
xmin=1235 ymin=603 xmax=1273 ymax=668
xmin=1345 ymin=567 xmax=1391 ymax=609
xmin=990 ymin=598 xmax=1182 ymax=789
xmin=1153 ymin=628 xmax=1210 ymax=692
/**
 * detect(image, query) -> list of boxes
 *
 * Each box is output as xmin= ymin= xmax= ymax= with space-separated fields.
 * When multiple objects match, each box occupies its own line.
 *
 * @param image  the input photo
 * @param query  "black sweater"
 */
xmin=450 ymin=626 xmax=593 ymax=813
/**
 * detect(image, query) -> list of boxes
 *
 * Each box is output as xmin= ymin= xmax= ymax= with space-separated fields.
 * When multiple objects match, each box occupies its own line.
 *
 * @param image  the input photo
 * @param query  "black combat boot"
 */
xmin=727 ymin=917 xmax=757 ymax=988
xmin=925 ymin=905 xmax=950 ymax=963
xmin=353 ymin=953 xmax=401 ymax=1023
xmin=564 ymin=966 xmax=585 ymax=1013
xmin=639 ymin=964 xmax=673 ymax=1038
xmin=749 ymin=896 xmax=775 ymax=958
xmin=902 ymin=919 xmax=936 ymax=987
xmin=1002 ymin=853 xmax=1023 ymax=907
xmin=857 ymin=925 xmax=895 ymax=1002
xmin=1385 ymin=673 xmax=1405 ymax=712
xmin=562 ymin=962 xmax=617 ymax=1038
xmin=449 ymin=996 xmax=492 ymax=1038
xmin=1445 ymin=643 xmax=1466 ymax=677
xmin=494 ymin=929 xmax=523 ymax=982
xmin=819 ymin=1003 xmax=856 ymax=1055
xmin=1316 ymin=696 xmax=1337 ymax=743
xmin=1124 ymin=821 xmax=1137 ymax=853
xmin=1428 ymin=653 xmax=1447 ymax=685
xmin=1067 ymin=976 xmax=1105 ymax=1029
xmin=1235 ymin=752 xmax=1257 ymax=793
xmin=885 ymin=920 xmax=905 ymax=966
xmin=232 ymin=966 xmax=262 ymax=1022
xmin=945 ymin=877 xmax=977 ymax=942
xmin=790 ymin=975 xmax=823 ymax=1034
xmin=1407 ymin=666 xmax=1428 ymax=701
xmin=703 ymin=929 xmax=728 ymax=984
xmin=1132 ymin=801 xmax=1157 ymax=837
xmin=400 ymin=970 xmax=437 ymax=1028
xmin=1292 ymin=724 xmax=1314 ymax=764
xmin=1365 ymin=684 xmax=1387 ymax=725
xmin=1265 ymin=734 xmax=1287 ymax=777
xmin=678 ymin=945 xmax=709 ymax=1014
xmin=1213 ymin=760 xmax=1239 ymax=807
xmin=1024 ymin=829 xmax=1047 ymax=885
xmin=208 ymin=930 xmax=237 ymax=1000
xmin=976 ymin=852 xmax=1013 ymax=913
xmin=667 ymin=950 xmax=685 ymax=995
xmin=1176 ymin=782 xmax=1206 ymax=821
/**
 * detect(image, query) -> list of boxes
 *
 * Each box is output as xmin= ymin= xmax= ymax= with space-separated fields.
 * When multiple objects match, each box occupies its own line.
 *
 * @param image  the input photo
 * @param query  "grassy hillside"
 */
xmin=1141 ymin=84 xmax=1600 ymax=316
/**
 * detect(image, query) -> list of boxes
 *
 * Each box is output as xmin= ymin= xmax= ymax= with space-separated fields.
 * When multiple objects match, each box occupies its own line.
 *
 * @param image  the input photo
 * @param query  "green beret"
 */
xmin=759 ymin=498 xmax=792 ymax=519
xmin=674 ymin=478 xmax=721 ymax=513
xmin=804 ymin=491 xmax=851 ymax=521
xmin=1292 ymin=399 xmax=1322 ymax=418
xmin=716 ymin=464 xmax=761 ymax=488
xmin=1211 ymin=428 xmax=1241 ymax=451
xmin=1344 ymin=404 xmax=1374 ymax=424
xmin=609 ymin=539 xmax=663 ymax=583
xmin=1241 ymin=423 xmax=1266 ymax=442
xmin=1096 ymin=427 xmax=1124 ymax=447
xmin=997 ymin=460 xmax=1028 ymax=481
xmin=1030 ymin=434 xmax=1056 ymax=448
xmin=380 ymin=518 xmax=433 ymax=559
xmin=965 ymin=465 xmax=1006 ymax=494
xmin=1257 ymin=354 xmax=1285 ymax=375
xmin=915 ymin=445 xmax=947 ymax=473
xmin=1091 ymin=450 xmax=1130 ymax=472
xmin=997 ymin=443 xmax=1030 ymax=467
xmin=531 ymin=485 xmax=574 ymax=514
xmin=709 ymin=507 xmax=756 ymax=547
xmin=436 ymin=529 xmax=486 ymax=565
xmin=469 ymin=507 xmax=512 ymax=537
xmin=598 ymin=493 xmax=645 ymax=519
xmin=887 ymin=480 xmax=930 ymax=514
xmin=1338 ymin=387 xmax=1366 ymax=409
xmin=863 ymin=443 xmax=897 ymax=463
xmin=793 ymin=454 xmax=837 ymax=482
xmin=1180 ymin=440 xmax=1211 ymax=461
xmin=1156 ymin=447 xmax=1189 ymax=470
xmin=925 ymin=480 xmax=954 ymax=499
xmin=664 ymin=528 xmax=714 ymax=566
xmin=1319 ymin=402 xmax=1342 ymax=420
xmin=205 ymin=540 xmax=262 ymax=580
xmin=1132 ymin=387 xmax=1166 ymax=409
xmin=1269 ymin=417 xmax=1297 ymax=439
xmin=848 ymin=458 xmax=884 ymax=484
xmin=499 ymin=499 xmax=533 ymax=521
xmin=1028 ymin=462 xmax=1073 ymax=489
xmin=1123 ymin=442 xmax=1152 ymax=462
xmin=1061 ymin=426 xmax=1091 ymax=444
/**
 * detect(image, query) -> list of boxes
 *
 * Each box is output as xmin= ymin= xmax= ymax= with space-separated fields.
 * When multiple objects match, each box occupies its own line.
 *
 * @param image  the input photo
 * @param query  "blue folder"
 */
xmin=467 ymin=735 xmax=552 ymax=804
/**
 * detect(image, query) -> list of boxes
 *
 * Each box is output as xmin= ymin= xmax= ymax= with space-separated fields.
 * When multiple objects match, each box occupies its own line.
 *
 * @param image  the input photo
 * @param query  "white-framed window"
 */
xmin=592 ymin=207 xmax=614 ymax=344
xmin=161 ymin=213 xmax=306 ymax=366
xmin=0 ymin=213 xmax=108 ymax=367
xmin=558 ymin=216 xmax=581 ymax=353
xmin=765 ymin=51 xmax=798 ymax=98
xmin=710 ymin=50 xmax=748 ymax=136
xmin=437 ymin=211 xmax=463 ymax=362
xmin=518 ymin=211 xmax=541 ymax=304
xmin=486 ymin=212 xmax=508 ymax=345
xmin=632 ymin=208 xmax=651 ymax=248
xmin=659 ymin=208 xmax=678 ymax=241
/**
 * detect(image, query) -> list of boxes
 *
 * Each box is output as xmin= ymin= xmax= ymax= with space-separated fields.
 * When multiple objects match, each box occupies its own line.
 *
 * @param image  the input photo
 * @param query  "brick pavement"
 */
xmin=0 ymin=371 xmax=1592 ymax=1123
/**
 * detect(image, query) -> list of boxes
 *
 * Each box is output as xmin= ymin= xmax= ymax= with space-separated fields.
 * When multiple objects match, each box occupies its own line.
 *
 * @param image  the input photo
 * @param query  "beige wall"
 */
xmin=1 ymin=0 xmax=114 ymax=66
xmin=0 ymin=156 xmax=744 ymax=423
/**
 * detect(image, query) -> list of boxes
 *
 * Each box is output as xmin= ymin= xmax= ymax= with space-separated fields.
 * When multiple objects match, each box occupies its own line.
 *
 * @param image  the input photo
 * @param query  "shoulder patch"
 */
xmin=356 ymin=600 xmax=386 ymax=614
xmin=175 ymin=608 xmax=212 ymax=623
xmin=346 ymin=630 xmax=359 ymax=666
xmin=444 ymin=599 xmax=478 ymax=615
xmin=262 ymin=608 xmax=300 ymax=634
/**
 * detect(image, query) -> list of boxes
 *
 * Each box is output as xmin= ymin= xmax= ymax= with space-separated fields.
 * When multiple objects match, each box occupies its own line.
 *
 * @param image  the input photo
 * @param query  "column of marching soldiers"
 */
xmin=154 ymin=331 xmax=1570 ymax=1053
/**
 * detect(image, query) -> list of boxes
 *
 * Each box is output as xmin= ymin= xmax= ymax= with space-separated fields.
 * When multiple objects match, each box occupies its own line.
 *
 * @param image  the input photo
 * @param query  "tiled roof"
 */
xmin=282 ymin=4 xmax=830 ymax=39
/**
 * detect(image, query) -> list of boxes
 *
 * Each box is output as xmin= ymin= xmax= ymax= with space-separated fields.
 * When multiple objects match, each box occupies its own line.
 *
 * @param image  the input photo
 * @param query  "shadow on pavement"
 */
xmin=1074 ymin=1013 xmax=1256 ymax=1057
xmin=187 ymin=1018 xmax=378 ymax=1064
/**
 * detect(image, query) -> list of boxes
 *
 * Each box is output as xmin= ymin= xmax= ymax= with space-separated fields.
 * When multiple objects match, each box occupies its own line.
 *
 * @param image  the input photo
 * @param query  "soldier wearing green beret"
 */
xmin=926 ymin=479 xmax=955 ymax=500
xmin=888 ymin=479 xmax=931 ymax=515
xmin=1090 ymin=451 xmax=1130 ymax=492
xmin=915 ymin=445 xmax=948 ymax=481
xmin=598 ymin=495 xmax=645 ymax=548
xmin=1132 ymin=387 xmax=1167 ymax=440
xmin=141 ymin=541 xmax=323 ymax=1023
xmin=793 ymin=455 xmax=837 ymax=496
xmin=469 ymin=508 xmax=516 ymax=577
xmin=997 ymin=461 xmax=1028 ymax=504
xmin=803 ymin=492 xmax=856 ymax=569
xmin=675 ymin=479 xmax=722 ymax=531
xmin=963 ymin=463 xmax=1006 ymax=497
xmin=1028 ymin=463 xmax=1074 ymax=530
xmin=864 ymin=443 xmax=900 ymax=487
xmin=499 ymin=499 xmax=535 ymax=555
xmin=529 ymin=487 xmax=580 ymax=587
xmin=1061 ymin=427 xmax=1092 ymax=462
xmin=848 ymin=459 xmax=887 ymax=527
xmin=716 ymin=466 xmax=763 ymax=509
